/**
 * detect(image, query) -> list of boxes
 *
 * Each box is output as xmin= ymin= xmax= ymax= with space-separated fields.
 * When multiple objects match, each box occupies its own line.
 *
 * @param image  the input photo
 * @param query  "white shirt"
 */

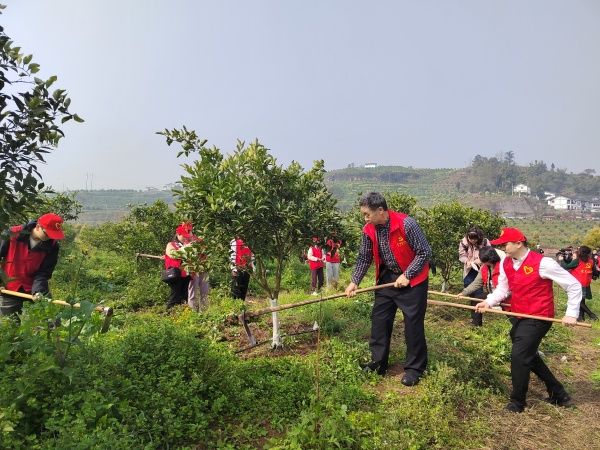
xmin=485 ymin=249 xmax=581 ymax=318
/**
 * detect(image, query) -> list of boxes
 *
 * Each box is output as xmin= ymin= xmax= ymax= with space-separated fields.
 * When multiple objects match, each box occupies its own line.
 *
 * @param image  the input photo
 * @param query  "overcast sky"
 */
xmin=4 ymin=1 xmax=599 ymax=190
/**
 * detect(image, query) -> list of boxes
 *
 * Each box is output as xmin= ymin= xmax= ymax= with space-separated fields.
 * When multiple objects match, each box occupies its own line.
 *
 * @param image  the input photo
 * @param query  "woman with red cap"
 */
xmin=0 ymin=213 xmax=65 ymax=316
xmin=476 ymin=227 xmax=581 ymax=413
xmin=164 ymin=222 xmax=193 ymax=309
xmin=307 ymin=236 xmax=325 ymax=295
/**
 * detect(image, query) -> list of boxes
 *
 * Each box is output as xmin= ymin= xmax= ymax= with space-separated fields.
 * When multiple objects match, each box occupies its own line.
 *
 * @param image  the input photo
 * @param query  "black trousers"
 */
xmin=232 ymin=271 xmax=251 ymax=300
xmin=370 ymin=271 xmax=428 ymax=374
xmin=509 ymin=318 xmax=564 ymax=405
xmin=166 ymin=276 xmax=190 ymax=309
xmin=464 ymin=268 xmax=484 ymax=326
xmin=311 ymin=267 xmax=324 ymax=291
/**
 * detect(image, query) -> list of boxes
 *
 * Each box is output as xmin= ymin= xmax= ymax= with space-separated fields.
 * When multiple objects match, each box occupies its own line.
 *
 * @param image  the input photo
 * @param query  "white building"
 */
xmin=548 ymin=196 xmax=581 ymax=210
xmin=364 ymin=163 xmax=378 ymax=168
xmin=513 ymin=184 xmax=531 ymax=195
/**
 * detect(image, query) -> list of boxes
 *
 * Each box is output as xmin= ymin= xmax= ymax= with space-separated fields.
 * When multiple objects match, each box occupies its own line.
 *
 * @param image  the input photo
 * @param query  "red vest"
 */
xmin=481 ymin=262 xmax=500 ymax=292
xmin=570 ymin=259 xmax=593 ymax=288
xmin=4 ymin=226 xmax=49 ymax=293
xmin=363 ymin=210 xmax=429 ymax=287
xmin=503 ymin=250 xmax=554 ymax=318
xmin=235 ymin=239 xmax=253 ymax=268
xmin=325 ymin=239 xmax=341 ymax=263
xmin=308 ymin=246 xmax=324 ymax=270
xmin=164 ymin=240 xmax=188 ymax=277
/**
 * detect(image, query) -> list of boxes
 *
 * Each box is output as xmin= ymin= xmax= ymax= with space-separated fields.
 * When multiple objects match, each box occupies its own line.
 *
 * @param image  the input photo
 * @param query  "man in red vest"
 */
xmin=0 ymin=213 xmax=65 ymax=316
xmin=230 ymin=237 xmax=254 ymax=300
xmin=476 ymin=227 xmax=581 ymax=413
xmin=345 ymin=192 xmax=431 ymax=386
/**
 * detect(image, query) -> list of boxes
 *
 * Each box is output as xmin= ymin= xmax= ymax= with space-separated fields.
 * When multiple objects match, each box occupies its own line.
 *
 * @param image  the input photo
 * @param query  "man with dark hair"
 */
xmin=345 ymin=192 xmax=431 ymax=386
xmin=0 ymin=213 xmax=65 ymax=315
xmin=476 ymin=227 xmax=581 ymax=413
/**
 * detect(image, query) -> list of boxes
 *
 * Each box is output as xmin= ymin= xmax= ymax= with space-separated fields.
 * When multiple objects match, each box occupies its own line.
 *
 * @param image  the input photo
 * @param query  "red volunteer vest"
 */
xmin=325 ymin=239 xmax=341 ymax=263
xmin=363 ymin=210 xmax=429 ymax=287
xmin=4 ymin=226 xmax=49 ymax=293
xmin=570 ymin=259 xmax=593 ymax=288
xmin=235 ymin=239 xmax=253 ymax=268
xmin=503 ymin=251 xmax=554 ymax=318
xmin=308 ymin=246 xmax=324 ymax=270
xmin=481 ymin=262 xmax=500 ymax=292
xmin=164 ymin=240 xmax=188 ymax=277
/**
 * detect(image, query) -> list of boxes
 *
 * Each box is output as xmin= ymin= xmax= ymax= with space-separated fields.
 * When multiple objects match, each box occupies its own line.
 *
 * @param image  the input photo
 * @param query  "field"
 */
xmin=1 ymin=214 xmax=599 ymax=449
xmin=506 ymin=218 xmax=600 ymax=250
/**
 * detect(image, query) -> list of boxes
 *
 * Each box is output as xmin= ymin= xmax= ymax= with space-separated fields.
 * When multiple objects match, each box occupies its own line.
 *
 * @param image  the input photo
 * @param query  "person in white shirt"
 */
xmin=475 ymin=227 xmax=580 ymax=413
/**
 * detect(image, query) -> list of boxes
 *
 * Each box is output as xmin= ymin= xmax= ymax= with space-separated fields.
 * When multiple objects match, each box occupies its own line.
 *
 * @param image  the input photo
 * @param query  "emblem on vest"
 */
xmin=397 ymin=236 xmax=406 ymax=246
xmin=523 ymin=265 xmax=534 ymax=275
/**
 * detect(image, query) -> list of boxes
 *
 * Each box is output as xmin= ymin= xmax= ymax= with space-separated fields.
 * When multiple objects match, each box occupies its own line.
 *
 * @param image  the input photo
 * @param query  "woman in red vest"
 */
xmin=164 ymin=222 xmax=193 ymax=309
xmin=307 ymin=237 xmax=325 ymax=295
xmin=325 ymin=233 xmax=342 ymax=289
xmin=559 ymin=245 xmax=597 ymax=321
xmin=0 ymin=213 xmax=65 ymax=316
xmin=458 ymin=226 xmax=490 ymax=326
xmin=345 ymin=192 xmax=431 ymax=386
xmin=476 ymin=227 xmax=581 ymax=413
xmin=230 ymin=237 xmax=254 ymax=300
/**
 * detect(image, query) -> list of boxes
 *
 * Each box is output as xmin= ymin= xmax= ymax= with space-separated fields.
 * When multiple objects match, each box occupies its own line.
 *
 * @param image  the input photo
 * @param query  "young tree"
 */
xmin=582 ymin=227 xmax=600 ymax=250
xmin=0 ymin=8 xmax=82 ymax=227
xmin=159 ymin=129 xmax=342 ymax=346
xmin=417 ymin=202 xmax=504 ymax=291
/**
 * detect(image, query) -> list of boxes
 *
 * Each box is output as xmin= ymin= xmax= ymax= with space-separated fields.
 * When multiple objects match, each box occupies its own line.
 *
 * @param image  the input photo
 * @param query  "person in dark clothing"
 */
xmin=0 ymin=213 xmax=65 ymax=316
xmin=345 ymin=192 xmax=432 ymax=386
xmin=559 ymin=245 xmax=598 ymax=321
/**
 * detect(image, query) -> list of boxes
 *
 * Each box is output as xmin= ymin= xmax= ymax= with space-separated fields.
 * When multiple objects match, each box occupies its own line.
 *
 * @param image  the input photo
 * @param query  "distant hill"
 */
xmin=71 ymin=158 xmax=599 ymax=223
xmin=72 ymin=190 xmax=175 ymax=224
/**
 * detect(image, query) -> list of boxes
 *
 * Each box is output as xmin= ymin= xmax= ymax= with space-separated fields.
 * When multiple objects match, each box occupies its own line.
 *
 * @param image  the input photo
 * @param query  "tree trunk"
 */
xmin=270 ymin=297 xmax=282 ymax=348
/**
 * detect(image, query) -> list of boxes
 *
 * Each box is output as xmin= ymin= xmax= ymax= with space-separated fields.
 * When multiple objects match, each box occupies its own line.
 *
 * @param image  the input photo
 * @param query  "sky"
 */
xmin=3 ymin=0 xmax=600 ymax=190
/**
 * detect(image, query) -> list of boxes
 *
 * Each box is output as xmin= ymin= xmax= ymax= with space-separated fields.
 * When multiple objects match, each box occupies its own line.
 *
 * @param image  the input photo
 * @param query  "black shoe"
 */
xmin=360 ymin=361 xmax=387 ymax=376
xmin=401 ymin=371 xmax=421 ymax=386
xmin=546 ymin=391 xmax=573 ymax=408
xmin=505 ymin=401 xmax=525 ymax=413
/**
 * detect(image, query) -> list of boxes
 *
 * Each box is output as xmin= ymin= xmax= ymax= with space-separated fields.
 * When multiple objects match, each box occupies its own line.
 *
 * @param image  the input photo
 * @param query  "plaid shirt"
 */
xmin=351 ymin=215 xmax=431 ymax=285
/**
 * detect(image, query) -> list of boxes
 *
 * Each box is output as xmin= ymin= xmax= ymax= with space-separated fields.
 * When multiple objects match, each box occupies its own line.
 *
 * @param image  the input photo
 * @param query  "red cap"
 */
xmin=176 ymin=222 xmax=193 ymax=238
xmin=489 ymin=227 xmax=527 ymax=245
xmin=38 ymin=213 xmax=65 ymax=240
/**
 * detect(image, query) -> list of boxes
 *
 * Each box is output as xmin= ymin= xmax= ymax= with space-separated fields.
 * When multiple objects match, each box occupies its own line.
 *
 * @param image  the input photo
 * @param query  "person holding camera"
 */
xmin=559 ymin=245 xmax=598 ymax=321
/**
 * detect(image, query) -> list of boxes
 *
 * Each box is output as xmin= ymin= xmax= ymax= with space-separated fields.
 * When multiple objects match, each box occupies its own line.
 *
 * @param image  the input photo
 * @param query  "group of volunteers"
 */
xmin=305 ymin=233 xmax=343 ymax=294
xmin=163 ymin=222 xmax=255 ymax=308
xmin=1 ymin=191 xmax=597 ymax=413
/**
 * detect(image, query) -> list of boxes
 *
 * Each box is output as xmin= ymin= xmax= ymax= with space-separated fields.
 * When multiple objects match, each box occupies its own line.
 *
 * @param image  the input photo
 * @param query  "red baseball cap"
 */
xmin=176 ymin=222 xmax=193 ymax=238
xmin=38 ymin=213 xmax=65 ymax=240
xmin=489 ymin=227 xmax=527 ymax=245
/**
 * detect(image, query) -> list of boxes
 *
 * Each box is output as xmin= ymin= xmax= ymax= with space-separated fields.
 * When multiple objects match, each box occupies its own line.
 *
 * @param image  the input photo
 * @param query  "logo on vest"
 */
xmin=523 ymin=265 xmax=534 ymax=275
xmin=397 ymin=236 xmax=406 ymax=246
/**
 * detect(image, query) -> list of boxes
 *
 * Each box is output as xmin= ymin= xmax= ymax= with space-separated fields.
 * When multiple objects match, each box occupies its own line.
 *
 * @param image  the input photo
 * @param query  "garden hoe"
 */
xmin=0 ymin=289 xmax=114 ymax=333
xmin=238 ymin=284 xmax=591 ymax=346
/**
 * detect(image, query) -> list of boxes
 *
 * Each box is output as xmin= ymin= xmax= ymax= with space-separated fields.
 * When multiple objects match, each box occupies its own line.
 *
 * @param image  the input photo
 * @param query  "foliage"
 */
xmin=159 ymin=130 xmax=343 ymax=302
xmin=583 ymin=227 xmax=600 ymax=250
xmin=24 ymin=191 xmax=83 ymax=222
xmin=417 ymin=201 xmax=505 ymax=290
xmin=0 ymin=5 xmax=82 ymax=228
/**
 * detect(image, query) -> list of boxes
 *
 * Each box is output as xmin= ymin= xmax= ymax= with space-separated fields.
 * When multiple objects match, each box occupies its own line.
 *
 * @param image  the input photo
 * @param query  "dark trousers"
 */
xmin=311 ymin=267 xmax=324 ymax=291
xmin=0 ymin=294 xmax=24 ymax=316
xmin=464 ymin=268 xmax=484 ymax=326
xmin=509 ymin=318 xmax=564 ymax=405
xmin=232 ymin=271 xmax=251 ymax=300
xmin=166 ymin=276 xmax=190 ymax=309
xmin=370 ymin=271 xmax=428 ymax=374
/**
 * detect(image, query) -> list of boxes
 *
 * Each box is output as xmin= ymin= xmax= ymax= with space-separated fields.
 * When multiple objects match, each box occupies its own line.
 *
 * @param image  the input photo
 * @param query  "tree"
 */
xmin=417 ymin=202 xmax=504 ymax=291
xmin=582 ymin=227 xmax=600 ymax=250
xmin=1 ymin=4 xmax=81 ymax=285
xmin=26 ymin=191 xmax=83 ymax=222
xmin=159 ymin=129 xmax=342 ymax=346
